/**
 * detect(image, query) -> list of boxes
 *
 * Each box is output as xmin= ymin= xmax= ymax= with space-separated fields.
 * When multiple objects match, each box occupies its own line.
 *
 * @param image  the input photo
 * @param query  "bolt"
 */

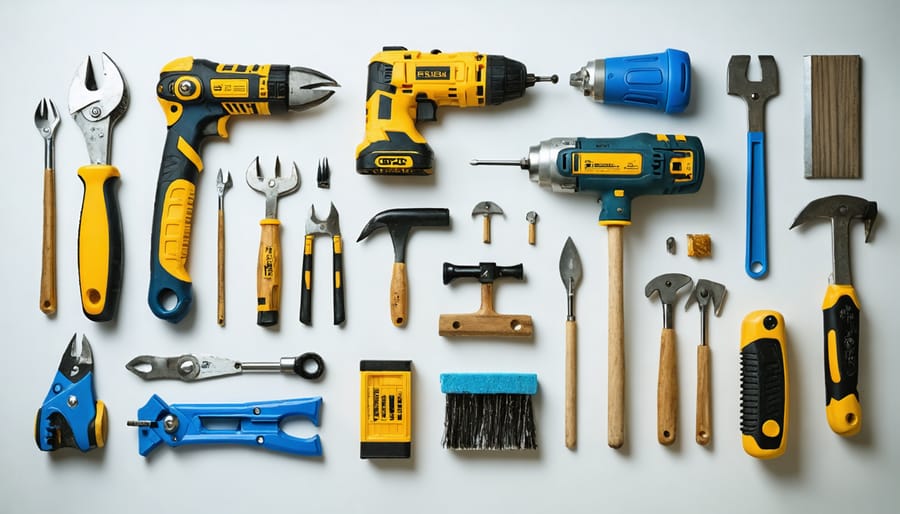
xmin=67 ymin=395 xmax=78 ymax=408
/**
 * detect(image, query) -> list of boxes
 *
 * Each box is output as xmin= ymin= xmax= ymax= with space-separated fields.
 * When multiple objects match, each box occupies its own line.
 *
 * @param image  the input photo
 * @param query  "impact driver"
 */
xmin=148 ymin=57 xmax=338 ymax=323
xmin=356 ymin=46 xmax=556 ymax=175
xmin=472 ymin=133 xmax=705 ymax=449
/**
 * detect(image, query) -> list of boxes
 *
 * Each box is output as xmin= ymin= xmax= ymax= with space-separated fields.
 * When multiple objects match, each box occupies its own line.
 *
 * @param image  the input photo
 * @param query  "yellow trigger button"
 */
xmin=762 ymin=419 xmax=781 ymax=438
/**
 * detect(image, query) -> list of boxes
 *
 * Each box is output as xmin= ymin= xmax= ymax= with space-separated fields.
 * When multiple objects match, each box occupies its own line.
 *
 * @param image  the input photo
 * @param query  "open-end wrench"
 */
xmin=728 ymin=55 xmax=778 ymax=279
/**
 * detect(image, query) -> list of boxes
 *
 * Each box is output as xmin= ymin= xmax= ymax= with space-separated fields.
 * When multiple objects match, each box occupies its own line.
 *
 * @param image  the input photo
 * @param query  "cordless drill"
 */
xmin=472 ymin=133 xmax=705 ymax=449
xmin=148 ymin=57 xmax=338 ymax=323
xmin=356 ymin=46 xmax=557 ymax=175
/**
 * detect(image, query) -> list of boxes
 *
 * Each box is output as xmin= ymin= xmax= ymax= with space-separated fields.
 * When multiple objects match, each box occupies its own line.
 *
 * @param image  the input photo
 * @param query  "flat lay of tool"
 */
xmin=300 ymin=203 xmax=345 ymax=326
xmin=441 ymin=373 xmax=538 ymax=450
xmin=147 ymin=57 xmax=337 ymax=323
xmin=356 ymin=47 xmax=556 ymax=175
xmin=741 ymin=310 xmax=789 ymax=459
xmin=247 ymin=157 xmax=300 ymax=326
xmin=35 ymin=335 xmax=108 ymax=453
xmin=439 ymin=262 xmax=533 ymax=337
xmin=526 ymin=211 xmax=538 ymax=245
xmin=728 ymin=55 xmax=779 ymax=279
xmin=125 ymin=352 xmax=324 ymax=381
xmin=559 ymin=237 xmax=582 ymax=449
xmin=569 ymin=48 xmax=691 ymax=113
xmin=360 ymin=360 xmax=412 ymax=459
xmin=357 ymin=208 xmax=450 ymax=326
xmin=685 ymin=279 xmax=727 ymax=446
xmin=472 ymin=132 xmax=704 ymax=449
xmin=317 ymin=157 xmax=331 ymax=188
xmin=34 ymin=98 xmax=60 ymax=315
xmin=216 ymin=169 xmax=232 ymax=327
xmin=127 ymin=395 xmax=322 ymax=457
xmin=791 ymin=195 xmax=877 ymax=436
xmin=645 ymin=273 xmax=693 ymax=446
xmin=472 ymin=201 xmax=503 ymax=244
xmin=69 ymin=52 xmax=128 ymax=322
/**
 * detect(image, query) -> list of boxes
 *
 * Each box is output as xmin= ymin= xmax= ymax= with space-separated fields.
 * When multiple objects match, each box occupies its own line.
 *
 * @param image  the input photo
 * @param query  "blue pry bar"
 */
xmin=440 ymin=373 xmax=538 ymax=395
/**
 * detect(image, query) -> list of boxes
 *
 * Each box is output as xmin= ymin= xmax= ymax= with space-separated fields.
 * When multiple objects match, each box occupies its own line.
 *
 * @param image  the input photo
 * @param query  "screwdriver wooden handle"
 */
xmin=217 ymin=208 xmax=225 ymax=326
xmin=823 ymin=284 xmax=862 ymax=436
xmin=607 ymin=224 xmax=625 ymax=449
xmin=565 ymin=319 xmax=577 ymax=449
xmin=77 ymin=164 xmax=123 ymax=322
xmin=256 ymin=219 xmax=281 ymax=326
xmin=482 ymin=216 xmax=491 ymax=244
xmin=40 ymin=167 xmax=56 ymax=315
xmin=390 ymin=262 xmax=408 ymax=326
xmin=658 ymin=327 xmax=678 ymax=445
xmin=528 ymin=223 xmax=536 ymax=245
xmin=696 ymin=344 xmax=711 ymax=445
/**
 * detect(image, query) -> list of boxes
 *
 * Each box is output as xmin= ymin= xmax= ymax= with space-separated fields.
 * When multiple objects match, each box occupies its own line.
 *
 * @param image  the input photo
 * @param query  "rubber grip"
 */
xmin=332 ymin=235 xmax=345 ymax=325
xmin=148 ymin=129 xmax=201 ymax=323
xmin=745 ymin=131 xmax=768 ymax=279
xmin=77 ymin=164 xmax=123 ymax=322
xmin=256 ymin=219 xmax=281 ymax=326
xmin=299 ymin=235 xmax=314 ymax=325
xmin=741 ymin=311 xmax=788 ymax=459
xmin=822 ymin=284 xmax=862 ymax=436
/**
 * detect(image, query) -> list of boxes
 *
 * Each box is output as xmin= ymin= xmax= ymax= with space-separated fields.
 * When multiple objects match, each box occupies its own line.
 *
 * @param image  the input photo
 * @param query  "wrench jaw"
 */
xmin=68 ymin=53 xmax=128 ymax=165
xmin=246 ymin=156 xmax=301 ymax=219
xmin=727 ymin=55 xmax=779 ymax=132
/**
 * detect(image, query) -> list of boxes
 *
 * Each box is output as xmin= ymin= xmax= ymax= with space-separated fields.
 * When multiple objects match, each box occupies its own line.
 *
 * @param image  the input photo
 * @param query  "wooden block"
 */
xmin=438 ymin=313 xmax=533 ymax=337
xmin=804 ymin=55 xmax=861 ymax=178
xmin=687 ymin=234 xmax=712 ymax=258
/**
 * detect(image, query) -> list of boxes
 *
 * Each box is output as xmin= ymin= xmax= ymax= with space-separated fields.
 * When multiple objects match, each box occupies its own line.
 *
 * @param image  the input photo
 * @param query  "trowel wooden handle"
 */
xmin=390 ymin=262 xmax=408 ymax=327
xmin=607 ymin=224 xmax=625 ymax=449
xmin=696 ymin=344 xmax=711 ymax=445
xmin=40 ymin=168 xmax=56 ymax=315
xmin=566 ymin=319 xmax=577 ymax=449
xmin=658 ymin=327 xmax=678 ymax=445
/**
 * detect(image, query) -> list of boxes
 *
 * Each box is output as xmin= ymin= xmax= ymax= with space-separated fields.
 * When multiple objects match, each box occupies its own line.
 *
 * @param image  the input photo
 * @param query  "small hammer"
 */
xmin=471 ymin=201 xmax=503 ymax=244
xmin=357 ymin=208 xmax=450 ymax=327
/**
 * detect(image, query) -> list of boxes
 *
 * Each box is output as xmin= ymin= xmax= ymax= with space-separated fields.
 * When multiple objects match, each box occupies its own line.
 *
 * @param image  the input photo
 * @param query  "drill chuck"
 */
xmin=485 ymin=56 xmax=558 ymax=105
xmin=569 ymin=49 xmax=691 ymax=113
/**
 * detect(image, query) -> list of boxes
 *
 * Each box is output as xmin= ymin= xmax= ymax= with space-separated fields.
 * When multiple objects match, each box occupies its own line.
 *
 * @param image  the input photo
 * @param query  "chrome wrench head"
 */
xmin=727 ymin=55 xmax=778 ymax=132
xmin=216 ymin=168 xmax=233 ymax=209
xmin=68 ymin=52 xmax=128 ymax=164
xmin=306 ymin=202 xmax=341 ymax=236
xmin=246 ymin=156 xmax=300 ymax=219
xmin=645 ymin=273 xmax=693 ymax=329
xmin=34 ymin=98 xmax=60 ymax=169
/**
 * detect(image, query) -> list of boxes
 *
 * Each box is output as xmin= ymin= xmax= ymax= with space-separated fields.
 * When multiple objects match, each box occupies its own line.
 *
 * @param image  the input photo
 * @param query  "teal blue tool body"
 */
xmin=131 ymin=394 xmax=322 ymax=457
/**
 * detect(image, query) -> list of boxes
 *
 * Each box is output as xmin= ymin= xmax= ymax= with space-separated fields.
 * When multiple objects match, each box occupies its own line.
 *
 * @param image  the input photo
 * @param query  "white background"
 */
xmin=1 ymin=0 xmax=898 ymax=512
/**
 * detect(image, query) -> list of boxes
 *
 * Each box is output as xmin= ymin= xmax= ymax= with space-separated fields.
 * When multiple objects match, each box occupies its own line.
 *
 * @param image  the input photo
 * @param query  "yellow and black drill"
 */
xmin=355 ymin=46 xmax=557 ymax=175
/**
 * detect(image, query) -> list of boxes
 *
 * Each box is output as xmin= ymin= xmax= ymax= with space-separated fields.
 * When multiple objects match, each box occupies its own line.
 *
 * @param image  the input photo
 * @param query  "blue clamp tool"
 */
xmin=128 ymin=395 xmax=322 ymax=457
xmin=35 ymin=334 xmax=108 ymax=452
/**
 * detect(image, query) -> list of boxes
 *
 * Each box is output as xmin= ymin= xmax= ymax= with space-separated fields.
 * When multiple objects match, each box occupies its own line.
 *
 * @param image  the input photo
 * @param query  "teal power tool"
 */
xmin=147 ymin=57 xmax=338 ymax=323
xmin=128 ymin=395 xmax=322 ymax=457
xmin=35 ymin=335 xmax=108 ymax=452
xmin=569 ymin=49 xmax=691 ymax=113
xmin=472 ymin=132 xmax=704 ymax=450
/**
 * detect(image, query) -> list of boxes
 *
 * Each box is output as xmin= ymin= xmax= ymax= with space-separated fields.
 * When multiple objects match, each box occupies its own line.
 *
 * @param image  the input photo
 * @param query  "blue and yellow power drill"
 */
xmin=472 ymin=133 xmax=704 ymax=449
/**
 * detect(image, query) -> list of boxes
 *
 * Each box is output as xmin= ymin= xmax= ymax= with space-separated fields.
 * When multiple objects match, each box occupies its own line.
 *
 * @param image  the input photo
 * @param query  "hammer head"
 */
xmin=645 ymin=273 xmax=693 ymax=306
xmin=790 ymin=195 xmax=878 ymax=242
xmin=685 ymin=279 xmax=727 ymax=316
xmin=357 ymin=208 xmax=450 ymax=262
xmin=471 ymin=201 xmax=503 ymax=217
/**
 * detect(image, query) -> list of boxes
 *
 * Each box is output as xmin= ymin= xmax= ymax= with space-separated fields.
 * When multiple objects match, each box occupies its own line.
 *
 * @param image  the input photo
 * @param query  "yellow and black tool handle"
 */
xmin=77 ymin=164 xmax=123 ymax=322
xmin=822 ymin=284 xmax=862 ymax=436
xmin=332 ymin=235 xmax=345 ymax=325
xmin=299 ymin=235 xmax=314 ymax=325
xmin=256 ymin=219 xmax=282 ymax=326
xmin=299 ymin=235 xmax=346 ymax=326
xmin=149 ymin=57 xmax=291 ymax=323
xmin=741 ymin=310 xmax=789 ymax=459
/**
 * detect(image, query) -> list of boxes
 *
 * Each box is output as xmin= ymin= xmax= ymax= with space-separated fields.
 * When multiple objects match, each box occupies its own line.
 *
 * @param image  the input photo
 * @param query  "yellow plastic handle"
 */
xmin=77 ymin=164 xmax=122 ymax=321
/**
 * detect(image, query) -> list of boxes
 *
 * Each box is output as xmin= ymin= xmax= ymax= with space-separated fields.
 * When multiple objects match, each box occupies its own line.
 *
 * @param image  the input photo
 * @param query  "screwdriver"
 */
xmin=125 ymin=352 xmax=324 ymax=382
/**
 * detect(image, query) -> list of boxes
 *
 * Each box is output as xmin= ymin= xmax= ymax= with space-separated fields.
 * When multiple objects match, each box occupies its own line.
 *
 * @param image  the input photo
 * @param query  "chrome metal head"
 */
xmin=685 ymin=279 xmax=727 ymax=316
xmin=471 ymin=201 xmax=503 ymax=217
xmin=306 ymin=203 xmax=341 ymax=236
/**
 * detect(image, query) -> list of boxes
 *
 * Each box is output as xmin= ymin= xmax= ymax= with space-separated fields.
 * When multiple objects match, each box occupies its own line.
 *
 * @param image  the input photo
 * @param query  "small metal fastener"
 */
xmin=67 ymin=395 xmax=78 ymax=408
xmin=666 ymin=236 xmax=676 ymax=255
xmin=163 ymin=414 xmax=179 ymax=433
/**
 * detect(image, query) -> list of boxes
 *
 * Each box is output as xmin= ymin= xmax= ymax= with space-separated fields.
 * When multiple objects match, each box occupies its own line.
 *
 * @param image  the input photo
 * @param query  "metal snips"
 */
xmin=35 ymin=335 xmax=108 ymax=452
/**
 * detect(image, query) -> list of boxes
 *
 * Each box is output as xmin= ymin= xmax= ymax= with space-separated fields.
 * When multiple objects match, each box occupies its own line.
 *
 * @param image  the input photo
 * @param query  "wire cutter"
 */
xmin=300 ymin=203 xmax=345 ymax=325
xmin=35 ymin=334 xmax=108 ymax=452
xmin=128 ymin=395 xmax=322 ymax=457
xmin=68 ymin=52 xmax=128 ymax=321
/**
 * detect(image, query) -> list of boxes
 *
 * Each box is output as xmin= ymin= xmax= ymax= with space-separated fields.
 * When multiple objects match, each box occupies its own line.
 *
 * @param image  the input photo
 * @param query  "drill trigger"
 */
xmin=415 ymin=97 xmax=438 ymax=122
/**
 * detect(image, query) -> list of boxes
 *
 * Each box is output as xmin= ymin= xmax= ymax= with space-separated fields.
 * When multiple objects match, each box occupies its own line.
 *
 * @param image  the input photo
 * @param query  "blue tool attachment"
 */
xmin=36 ymin=335 xmax=107 ymax=452
xmin=745 ymin=131 xmax=768 ymax=278
xmin=601 ymin=49 xmax=691 ymax=113
xmin=130 ymin=395 xmax=322 ymax=457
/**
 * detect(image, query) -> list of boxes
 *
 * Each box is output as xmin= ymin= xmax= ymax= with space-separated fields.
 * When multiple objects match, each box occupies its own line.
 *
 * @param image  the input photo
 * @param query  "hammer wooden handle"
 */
xmin=390 ymin=262 xmax=408 ymax=326
xmin=696 ymin=344 xmax=711 ymax=445
xmin=658 ymin=327 xmax=678 ymax=445
xmin=566 ymin=319 xmax=577 ymax=449
xmin=607 ymin=224 xmax=625 ymax=449
xmin=40 ymin=167 xmax=56 ymax=315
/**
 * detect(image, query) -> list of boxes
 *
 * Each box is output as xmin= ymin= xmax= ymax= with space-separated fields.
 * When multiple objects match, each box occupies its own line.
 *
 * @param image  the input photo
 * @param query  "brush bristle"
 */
xmin=442 ymin=393 xmax=537 ymax=450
